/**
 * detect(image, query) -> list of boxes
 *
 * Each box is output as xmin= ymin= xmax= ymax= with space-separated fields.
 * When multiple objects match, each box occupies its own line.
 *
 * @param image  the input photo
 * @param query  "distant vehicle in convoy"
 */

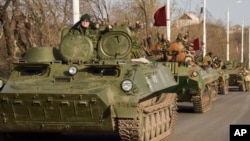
xmin=147 ymin=41 xmax=219 ymax=113
xmin=0 ymin=24 xmax=179 ymax=141
xmin=225 ymin=62 xmax=250 ymax=92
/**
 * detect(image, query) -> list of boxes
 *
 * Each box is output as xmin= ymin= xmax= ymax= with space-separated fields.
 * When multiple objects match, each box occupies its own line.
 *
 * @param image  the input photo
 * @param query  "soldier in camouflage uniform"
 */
xmin=182 ymin=33 xmax=194 ymax=52
xmin=156 ymin=33 xmax=171 ymax=61
xmin=71 ymin=14 xmax=97 ymax=32
xmin=203 ymin=52 xmax=213 ymax=67
xmin=158 ymin=33 xmax=171 ymax=51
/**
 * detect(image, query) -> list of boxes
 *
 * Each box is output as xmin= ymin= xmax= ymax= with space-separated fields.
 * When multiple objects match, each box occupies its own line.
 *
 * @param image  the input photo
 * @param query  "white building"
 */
xmin=173 ymin=12 xmax=201 ymax=28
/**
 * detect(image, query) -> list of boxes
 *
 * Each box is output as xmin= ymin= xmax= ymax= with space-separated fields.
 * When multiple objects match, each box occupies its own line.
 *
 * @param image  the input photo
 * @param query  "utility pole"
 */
xmin=166 ymin=0 xmax=171 ymax=41
xmin=241 ymin=21 xmax=244 ymax=63
xmin=226 ymin=7 xmax=230 ymax=61
xmin=73 ymin=0 xmax=80 ymax=24
xmin=226 ymin=0 xmax=241 ymax=62
xmin=203 ymin=0 xmax=206 ymax=57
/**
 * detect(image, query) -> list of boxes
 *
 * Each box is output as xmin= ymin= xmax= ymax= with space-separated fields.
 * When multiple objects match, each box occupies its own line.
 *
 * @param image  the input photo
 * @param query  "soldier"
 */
xmin=203 ymin=52 xmax=213 ymax=67
xmin=68 ymin=13 xmax=101 ymax=43
xmin=212 ymin=56 xmax=223 ymax=69
xmin=182 ymin=33 xmax=194 ymax=52
xmin=158 ymin=33 xmax=171 ymax=52
xmin=71 ymin=14 xmax=97 ymax=34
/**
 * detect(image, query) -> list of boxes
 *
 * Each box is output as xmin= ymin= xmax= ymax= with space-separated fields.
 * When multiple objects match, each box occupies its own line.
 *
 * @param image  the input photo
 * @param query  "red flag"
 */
xmin=192 ymin=38 xmax=200 ymax=50
xmin=154 ymin=6 xmax=166 ymax=26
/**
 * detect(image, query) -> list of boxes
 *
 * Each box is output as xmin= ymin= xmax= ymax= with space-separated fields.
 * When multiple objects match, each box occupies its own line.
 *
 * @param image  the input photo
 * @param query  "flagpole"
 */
xmin=166 ymin=0 xmax=171 ymax=41
xmin=203 ymin=0 xmax=206 ymax=57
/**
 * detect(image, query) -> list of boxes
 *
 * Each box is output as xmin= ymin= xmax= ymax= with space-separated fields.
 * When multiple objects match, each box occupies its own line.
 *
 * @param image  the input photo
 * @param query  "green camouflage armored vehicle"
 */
xmin=0 ymin=24 xmax=179 ymax=141
xmin=147 ymin=42 xmax=219 ymax=113
xmin=225 ymin=62 xmax=249 ymax=92
xmin=212 ymin=57 xmax=229 ymax=95
xmin=168 ymin=64 xmax=219 ymax=113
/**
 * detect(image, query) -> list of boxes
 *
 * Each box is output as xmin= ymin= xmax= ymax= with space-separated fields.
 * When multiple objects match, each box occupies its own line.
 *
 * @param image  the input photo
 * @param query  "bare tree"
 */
xmin=23 ymin=0 xmax=72 ymax=47
xmin=0 ymin=0 xmax=19 ymax=59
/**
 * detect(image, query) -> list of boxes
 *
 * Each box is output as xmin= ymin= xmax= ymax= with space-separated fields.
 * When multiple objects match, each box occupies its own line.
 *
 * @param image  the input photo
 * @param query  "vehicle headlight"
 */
xmin=69 ymin=66 xmax=78 ymax=75
xmin=121 ymin=80 xmax=133 ymax=92
xmin=192 ymin=71 xmax=198 ymax=77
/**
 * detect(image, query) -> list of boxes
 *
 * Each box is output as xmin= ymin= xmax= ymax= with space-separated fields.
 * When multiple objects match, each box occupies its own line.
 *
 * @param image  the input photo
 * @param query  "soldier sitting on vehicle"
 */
xmin=212 ymin=56 xmax=223 ymax=70
xmin=182 ymin=33 xmax=194 ymax=51
xmin=71 ymin=13 xmax=97 ymax=33
xmin=203 ymin=52 xmax=213 ymax=67
xmin=157 ymin=33 xmax=171 ymax=61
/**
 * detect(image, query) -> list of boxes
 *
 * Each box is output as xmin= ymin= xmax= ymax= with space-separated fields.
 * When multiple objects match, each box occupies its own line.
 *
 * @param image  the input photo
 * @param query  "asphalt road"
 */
xmin=168 ymin=88 xmax=250 ymax=141
xmin=0 ymin=88 xmax=249 ymax=141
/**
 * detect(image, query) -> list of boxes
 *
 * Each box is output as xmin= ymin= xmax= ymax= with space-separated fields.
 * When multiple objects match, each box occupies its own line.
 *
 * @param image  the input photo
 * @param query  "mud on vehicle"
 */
xmin=0 ymin=24 xmax=179 ymax=141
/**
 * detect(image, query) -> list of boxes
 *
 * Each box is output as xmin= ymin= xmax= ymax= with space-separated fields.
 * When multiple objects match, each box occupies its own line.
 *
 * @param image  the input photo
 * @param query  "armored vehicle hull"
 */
xmin=167 ymin=65 xmax=219 ymax=113
xmin=226 ymin=69 xmax=249 ymax=92
xmin=0 ymin=24 xmax=179 ymax=141
xmin=224 ymin=61 xmax=250 ymax=92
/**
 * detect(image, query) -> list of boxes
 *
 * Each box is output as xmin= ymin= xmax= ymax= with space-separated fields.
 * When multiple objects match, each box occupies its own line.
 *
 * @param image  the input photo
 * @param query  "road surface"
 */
xmin=168 ymin=89 xmax=250 ymax=141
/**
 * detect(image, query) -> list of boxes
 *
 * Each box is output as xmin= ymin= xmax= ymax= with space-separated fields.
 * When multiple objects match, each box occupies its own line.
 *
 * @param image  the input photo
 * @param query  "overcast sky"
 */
xmin=176 ymin=0 xmax=250 ymax=26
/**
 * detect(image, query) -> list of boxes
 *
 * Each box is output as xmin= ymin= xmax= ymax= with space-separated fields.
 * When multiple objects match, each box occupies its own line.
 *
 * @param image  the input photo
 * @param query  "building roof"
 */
xmin=178 ymin=12 xmax=201 ymax=24
xmin=172 ymin=12 xmax=201 ymax=28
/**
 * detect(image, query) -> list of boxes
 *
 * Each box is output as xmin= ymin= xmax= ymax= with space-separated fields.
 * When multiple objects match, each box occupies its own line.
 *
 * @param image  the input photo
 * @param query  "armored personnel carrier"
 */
xmin=0 ymin=24 xmax=179 ymax=141
xmin=147 ymin=41 xmax=219 ymax=113
xmin=169 ymin=63 xmax=219 ymax=113
xmin=225 ymin=62 xmax=249 ymax=92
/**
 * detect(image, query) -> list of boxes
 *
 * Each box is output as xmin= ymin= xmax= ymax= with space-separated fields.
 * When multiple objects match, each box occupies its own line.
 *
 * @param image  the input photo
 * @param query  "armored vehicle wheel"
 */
xmin=192 ymin=86 xmax=212 ymax=113
xmin=219 ymin=80 xmax=229 ymax=95
xmin=117 ymin=93 xmax=177 ymax=141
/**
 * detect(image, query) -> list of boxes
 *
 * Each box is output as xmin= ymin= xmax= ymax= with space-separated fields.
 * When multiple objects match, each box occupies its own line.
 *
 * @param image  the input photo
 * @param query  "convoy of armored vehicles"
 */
xmin=0 ymin=18 xmax=248 ymax=141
